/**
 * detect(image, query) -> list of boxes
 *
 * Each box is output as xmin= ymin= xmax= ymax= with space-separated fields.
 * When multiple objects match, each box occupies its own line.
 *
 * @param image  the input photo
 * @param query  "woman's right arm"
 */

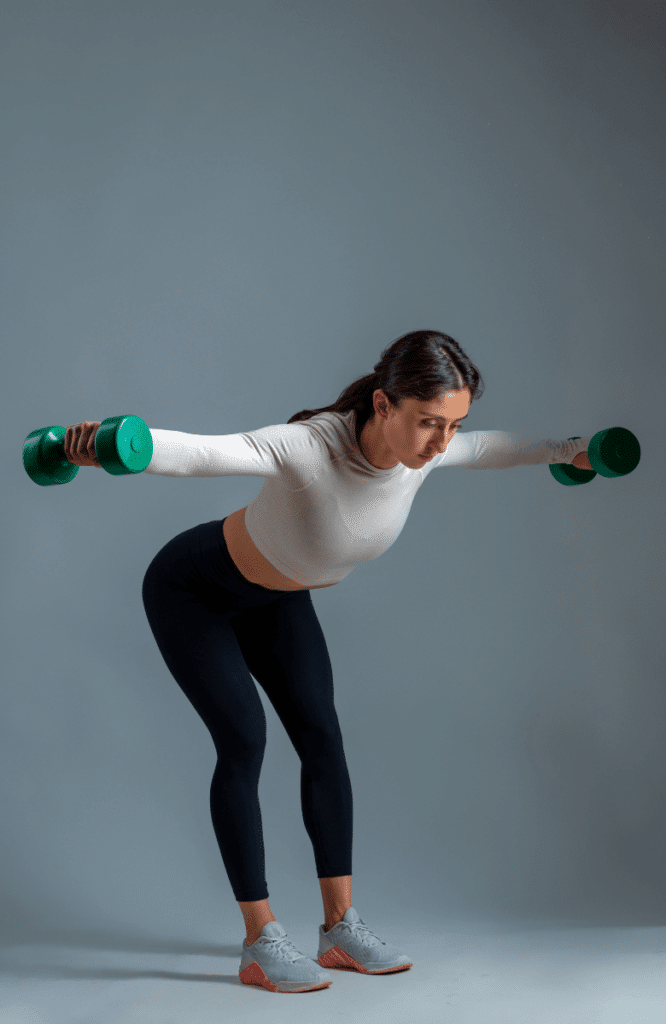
xmin=142 ymin=427 xmax=272 ymax=477
xmin=62 ymin=421 xmax=259 ymax=477
xmin=62 ymin=419 xmax=318 ymax=483
xmin=142 ymin=421 xmax=315 ymax=480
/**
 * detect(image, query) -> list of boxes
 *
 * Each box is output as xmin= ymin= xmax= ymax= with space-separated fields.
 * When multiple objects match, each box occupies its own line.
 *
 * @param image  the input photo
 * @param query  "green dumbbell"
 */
xmin=23 ymin=415 xmax=153 ymax=486
xmin=549 ymin=427 xmax=640 ymax=486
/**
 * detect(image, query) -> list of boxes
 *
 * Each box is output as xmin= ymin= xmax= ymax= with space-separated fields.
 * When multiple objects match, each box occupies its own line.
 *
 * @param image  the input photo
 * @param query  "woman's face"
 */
xmin=360 ymin=389 xmax=472 ymax=470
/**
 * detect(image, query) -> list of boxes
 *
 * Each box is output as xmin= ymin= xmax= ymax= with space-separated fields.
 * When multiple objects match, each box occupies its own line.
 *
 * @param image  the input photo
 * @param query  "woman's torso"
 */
xmin=223 ymin=506 xmax=337 ymax=591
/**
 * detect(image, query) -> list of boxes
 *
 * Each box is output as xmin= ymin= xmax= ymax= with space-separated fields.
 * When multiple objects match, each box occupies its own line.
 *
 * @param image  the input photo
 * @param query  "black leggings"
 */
xmin=141 ymin=519 xmax=353 ymax=902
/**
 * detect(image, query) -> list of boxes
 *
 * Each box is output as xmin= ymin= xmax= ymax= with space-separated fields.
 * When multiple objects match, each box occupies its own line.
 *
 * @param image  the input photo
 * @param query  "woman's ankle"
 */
xmin=246 ymin=919 xmax=276 ymax=945
xmin=239 ymin=898 xmax=277 ymax=945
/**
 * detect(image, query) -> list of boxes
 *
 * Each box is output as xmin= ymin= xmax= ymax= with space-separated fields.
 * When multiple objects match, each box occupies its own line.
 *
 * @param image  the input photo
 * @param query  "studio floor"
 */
xmin=2 ymin=916 xmax=666 ymax=1023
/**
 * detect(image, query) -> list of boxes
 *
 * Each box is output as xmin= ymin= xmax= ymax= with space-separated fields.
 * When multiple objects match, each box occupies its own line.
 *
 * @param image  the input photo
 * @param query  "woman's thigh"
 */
xmin=142 ymin=574 xmax=268 ymax=766
xmin=229 ymin=590 xmax=344 ymax=765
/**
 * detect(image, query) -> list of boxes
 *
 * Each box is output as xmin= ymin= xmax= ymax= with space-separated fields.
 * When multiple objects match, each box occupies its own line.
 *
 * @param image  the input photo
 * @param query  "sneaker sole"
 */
xmin=239 ymin=961 xmax=332 ymax=992
xmin=318 ymin=947 xmax=412 ymax=974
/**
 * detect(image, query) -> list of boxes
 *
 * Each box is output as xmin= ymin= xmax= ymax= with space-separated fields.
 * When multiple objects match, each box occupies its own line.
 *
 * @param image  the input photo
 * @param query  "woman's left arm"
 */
xmin=436 ymin=431 xmax=594 ymax=469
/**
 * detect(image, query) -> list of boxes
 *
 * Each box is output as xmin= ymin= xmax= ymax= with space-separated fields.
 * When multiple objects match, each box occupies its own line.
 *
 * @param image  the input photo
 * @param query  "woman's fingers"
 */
xmin=64 ymin=422 xmax=102 ymax=466
xmin=572 ymin=450 xmax=593 ymax=471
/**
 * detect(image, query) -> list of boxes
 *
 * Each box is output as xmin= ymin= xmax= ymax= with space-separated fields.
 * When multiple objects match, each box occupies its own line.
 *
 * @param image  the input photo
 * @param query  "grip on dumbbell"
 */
xmin=549 ymin=438 xmax=596 ymax=487
xmin=23 ymin=415 xmax=153 ymax=486
xmin=549 ymin=428 xmax=640 ymax=486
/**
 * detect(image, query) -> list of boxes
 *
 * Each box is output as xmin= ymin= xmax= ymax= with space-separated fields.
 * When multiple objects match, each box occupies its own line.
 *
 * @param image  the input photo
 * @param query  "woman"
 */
xmin=65 ymin=330 xmax=593 ymax=994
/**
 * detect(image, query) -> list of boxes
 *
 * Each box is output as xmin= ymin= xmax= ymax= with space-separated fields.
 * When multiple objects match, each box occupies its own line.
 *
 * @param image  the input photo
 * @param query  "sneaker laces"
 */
xmin=256 ymin=934 xmax=304 ymax=963
xmin=334 ymin=916 xmax=385 ymax=949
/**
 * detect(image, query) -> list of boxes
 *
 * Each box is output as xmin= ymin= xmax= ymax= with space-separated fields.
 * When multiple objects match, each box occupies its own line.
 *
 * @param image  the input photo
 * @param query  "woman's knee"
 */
xmin=299 ymin=719 xmax=347 ymax=767
xmin=210 ymin=716 xmax=268 ymax=771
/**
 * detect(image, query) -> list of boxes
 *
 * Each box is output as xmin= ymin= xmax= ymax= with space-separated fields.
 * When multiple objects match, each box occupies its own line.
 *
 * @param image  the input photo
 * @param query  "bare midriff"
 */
xmin=223 ymin=506 xmax=338 ymax=591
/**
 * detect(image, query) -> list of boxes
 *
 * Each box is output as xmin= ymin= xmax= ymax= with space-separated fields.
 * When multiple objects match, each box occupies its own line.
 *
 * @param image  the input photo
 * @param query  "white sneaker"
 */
xmin=239 ymin=920 xmax=333 ymax=992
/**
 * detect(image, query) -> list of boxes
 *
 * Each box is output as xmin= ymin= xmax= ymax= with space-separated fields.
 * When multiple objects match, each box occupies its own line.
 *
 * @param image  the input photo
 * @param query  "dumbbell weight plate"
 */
xmin=588 ymin=426 xmax=640 ymax=479
xmin=549 ymin=437 xmax=597 ymax=487
xmin=94 ymin=415 xmax=153 ymax=475
xmin=22 ymin=425 xmax=80 ymax=486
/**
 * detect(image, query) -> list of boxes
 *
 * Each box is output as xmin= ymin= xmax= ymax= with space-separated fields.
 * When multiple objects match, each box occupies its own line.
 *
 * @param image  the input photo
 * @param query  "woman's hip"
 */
xmin=141 ymin=519 xmax=312 ymax=618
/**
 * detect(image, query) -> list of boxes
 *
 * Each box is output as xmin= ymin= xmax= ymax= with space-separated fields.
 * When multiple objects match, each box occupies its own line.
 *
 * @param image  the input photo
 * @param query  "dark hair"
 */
xmin=287 ymin=329 xmax=485 ymax=443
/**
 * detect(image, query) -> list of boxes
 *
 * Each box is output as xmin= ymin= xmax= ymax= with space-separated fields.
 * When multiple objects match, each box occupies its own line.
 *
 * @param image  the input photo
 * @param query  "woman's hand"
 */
xmin=64 ymin=421 xmax=103 ymax=467
xmin=572 ymin=451 xmax=593 ymax=471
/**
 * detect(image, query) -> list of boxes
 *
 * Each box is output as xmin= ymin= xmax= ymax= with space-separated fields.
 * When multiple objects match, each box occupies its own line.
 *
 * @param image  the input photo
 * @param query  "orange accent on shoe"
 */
xmin=239 ymin=961 xmax=331 ymax=992
xmin=317 ymin=946 xmax=412 ymax=974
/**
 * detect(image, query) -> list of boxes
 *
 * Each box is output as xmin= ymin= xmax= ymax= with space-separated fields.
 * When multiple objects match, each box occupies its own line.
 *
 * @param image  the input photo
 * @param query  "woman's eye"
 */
xmin=424 ymin=422 xmax=460 ymax=429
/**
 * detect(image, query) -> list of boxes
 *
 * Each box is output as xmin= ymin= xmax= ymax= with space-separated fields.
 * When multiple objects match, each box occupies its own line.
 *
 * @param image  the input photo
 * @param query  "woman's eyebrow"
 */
xmin=421 ymin=412 xmax=469 ymax=421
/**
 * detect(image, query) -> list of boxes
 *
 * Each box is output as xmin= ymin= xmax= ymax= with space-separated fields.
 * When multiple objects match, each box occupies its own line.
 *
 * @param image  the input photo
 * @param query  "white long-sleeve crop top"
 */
xmin=143 ymin=409 xmax=592 ymax=587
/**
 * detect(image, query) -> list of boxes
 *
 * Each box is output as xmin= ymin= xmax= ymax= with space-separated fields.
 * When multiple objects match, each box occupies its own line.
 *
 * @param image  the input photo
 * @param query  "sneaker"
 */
xmin=239 ymin=920 xmax=333 ymax=992
xmin=317 ymin=907 xmax=413 ymax=974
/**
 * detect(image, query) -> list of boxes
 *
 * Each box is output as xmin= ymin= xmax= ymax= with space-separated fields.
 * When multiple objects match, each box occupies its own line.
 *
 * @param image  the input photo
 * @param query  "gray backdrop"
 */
xmin=2 ymin=0 xmax=664 ymax=951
